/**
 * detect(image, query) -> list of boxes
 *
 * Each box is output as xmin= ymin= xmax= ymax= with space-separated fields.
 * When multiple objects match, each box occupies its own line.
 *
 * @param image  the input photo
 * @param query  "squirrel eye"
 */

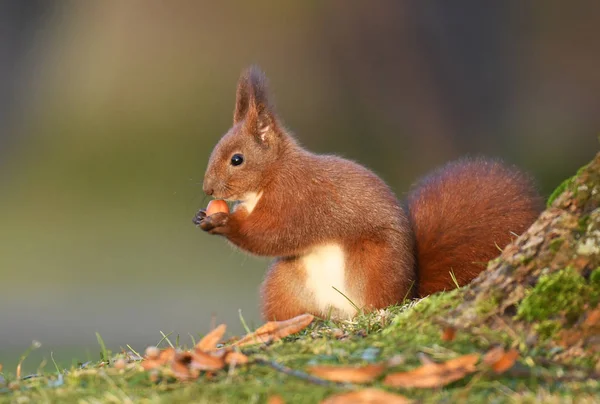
xmin=230 ymin=153 xmax=244 ymax=166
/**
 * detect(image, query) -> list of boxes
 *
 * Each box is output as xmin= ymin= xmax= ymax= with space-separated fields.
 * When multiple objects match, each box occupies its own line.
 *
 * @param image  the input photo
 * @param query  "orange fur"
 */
xmin=406 ymin=158 xmax=543 ymax=296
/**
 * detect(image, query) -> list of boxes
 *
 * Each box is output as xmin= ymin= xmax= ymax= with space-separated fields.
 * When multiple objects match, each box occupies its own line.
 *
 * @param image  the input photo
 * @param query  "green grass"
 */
xmin=1 ymin=291 xmax=598 ymax=403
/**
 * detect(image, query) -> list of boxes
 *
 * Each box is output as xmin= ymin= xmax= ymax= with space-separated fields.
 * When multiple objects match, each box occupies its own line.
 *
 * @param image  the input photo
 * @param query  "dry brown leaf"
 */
xmin=321 ymin=388 xmax=412 ymax=404
xmin=159 ymin=347 xmax=176 ymax=362
xmin=142 ymin=347 xmax=176 ymax=370
xmin=141 ymin=359 xmax=163 ymax=370
xmin=441 ymin=327 xmax=456 ymax=342
xmin=224 ymin=351 xmax=249 ymax=365
xmin=190 ymin=350 xmax=226 ymax=371
xmin=307 ymin=364 xmax=385 ymax=383
xmin=234 ymin=314 xmax=315 ymax=347
xmin=267 ymin=395 xmax=286 ymax=404
xmin=196 ymin=324 xmax=227 ymax=351
xmin=482 ymin=346 xmax=504 ymax=366
xmin=483 ymin=347 xmax=519 ymax=374
xmin=558 ymin=329 xmax=583 ymax=347
xmin=384 ymin=353 xmax=480 ymax=388
xmin=171 ymin=360 xmax=193 ymax=381
xmin=584 ymin=308 xmax=600 ymax=328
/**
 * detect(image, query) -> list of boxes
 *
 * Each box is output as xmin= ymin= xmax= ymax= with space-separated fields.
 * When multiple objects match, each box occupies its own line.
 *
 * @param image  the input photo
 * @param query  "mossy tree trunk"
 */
xmin=449 ymin=151 xmax=600 ymax=363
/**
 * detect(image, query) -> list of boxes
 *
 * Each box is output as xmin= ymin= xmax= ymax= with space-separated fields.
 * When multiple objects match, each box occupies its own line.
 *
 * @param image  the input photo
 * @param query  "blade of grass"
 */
xmin=126 ymin=345 xmax=142 ymax=359
xmin=159 ymin=331 xmax=175 ymax=348
xmin=238 ymin=309 xmax=252 ymax=335
xmin=17 ymin=341 xmax=42 ymax=379
xmin=188 ymin=333 xmax=197 ymax=347
xmin=449 ymin=269 xmax=460 ymax=289
xmin=50 ymin=352 xmax=61 ymax=374
xmin=401 ymin=280 xmax=416 ymax=303
xmin=96 ymin=332 xmax=109 ymax=362
xmin=332 ymin=286 xmax=360 ymax=313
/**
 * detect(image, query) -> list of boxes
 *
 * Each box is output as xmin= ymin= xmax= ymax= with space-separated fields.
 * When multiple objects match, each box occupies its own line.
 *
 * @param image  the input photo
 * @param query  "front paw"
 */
xmin=192 ymin=209 xmax=207 ymax=226
xmin=199 ymin=212 xmax=230 ymax=234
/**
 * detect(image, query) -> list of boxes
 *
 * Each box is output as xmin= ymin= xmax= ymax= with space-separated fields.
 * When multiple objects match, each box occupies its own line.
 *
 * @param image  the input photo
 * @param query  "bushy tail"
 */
xmin=406 ymin=157 xmax=543 ymax=296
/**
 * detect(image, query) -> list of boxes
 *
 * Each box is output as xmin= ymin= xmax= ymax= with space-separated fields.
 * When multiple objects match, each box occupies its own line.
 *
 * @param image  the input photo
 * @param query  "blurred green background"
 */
xmin=0 ymin=2 xmax=598 ymax=371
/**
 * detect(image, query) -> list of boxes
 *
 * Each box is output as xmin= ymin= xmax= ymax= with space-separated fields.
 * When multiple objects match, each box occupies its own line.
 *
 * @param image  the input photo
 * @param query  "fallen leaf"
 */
xmin=321 ymin=388 xmax=412 ymax=404
xmin=441 ymin=327 xmax=456 ymax=342
xmin=190 ymin=350 xmax=226 ymax=371
xmin=196 ymin=324 xmax=227 ymax=351
xmin=482 ymin=346 xmax=504 ymax=366
xmin=483 ymin=347 xmax=519 ymax=374
xmin=267 ymin=395 xmax=286 ymax=404
xmin=307 ymin=364 xmax=385 ymax=383
xmin=141 ymin=347 xmax=177 ymax=370
xmin=141 ymin=359 xmax=163 ymax=370
xmin=558 ymin=330 xmax=583 ymax=347
xmin=224 ymin=351 xmax=249 ymax=365
xmin=384 ymin=353 xmax=480 ymax=388
xmin=234 ymin=314 xmax=314 ymax=347
xmin=159 ymin=347 xmax=176 ymax=363
xmin=584 ymin=308 xmax=600 ymax=328
xmin=171 ymin=360 xmax=193 ymax=381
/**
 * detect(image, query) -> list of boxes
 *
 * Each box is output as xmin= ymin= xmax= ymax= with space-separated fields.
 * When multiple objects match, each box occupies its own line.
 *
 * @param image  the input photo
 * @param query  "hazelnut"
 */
xmin=206 ymin=199 xmax=229 ymax=216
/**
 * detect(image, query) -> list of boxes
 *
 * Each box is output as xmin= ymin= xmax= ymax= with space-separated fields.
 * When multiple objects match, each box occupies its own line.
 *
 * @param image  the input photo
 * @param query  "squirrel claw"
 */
xmin=193 ymin=209 xmax=207 ymax=226
xmin=199 ymin=212 xmax=229 ymax=234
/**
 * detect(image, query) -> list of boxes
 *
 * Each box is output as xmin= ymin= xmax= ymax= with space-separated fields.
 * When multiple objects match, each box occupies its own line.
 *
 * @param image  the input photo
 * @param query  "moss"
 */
xmin=386 ymin=289 xmax=460 ymax=333
xmin=591 ymin=268 xmax=600 ymax=285
xmin=589 ymin=268 xmax=600 ymax=303
xmin=534 ymin=320 xmax=562 ymax=340
xmin=548 ymin=238 xmax=564 ymax=253
xmin=546 ymin=162 xmax=591 ymax=208
xmin=517 ymin=267 xmax=599 ymax=331
xmin=473 ymin=291 xmax=502 ymax=316
xmin=578 ymin=215 xmax=590 ymax=233
xmin=547 ymin=176 xmax=574 ymax=207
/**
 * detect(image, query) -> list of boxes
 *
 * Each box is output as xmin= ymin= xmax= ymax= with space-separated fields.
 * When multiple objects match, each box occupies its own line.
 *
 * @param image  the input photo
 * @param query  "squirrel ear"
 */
xmin=233 ymin=66 xmax=278 ymax=143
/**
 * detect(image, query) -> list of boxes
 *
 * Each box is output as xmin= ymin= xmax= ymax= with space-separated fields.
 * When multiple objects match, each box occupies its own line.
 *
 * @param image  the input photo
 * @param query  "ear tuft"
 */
xmin=233 ymin=66 xmax=278 ymax=142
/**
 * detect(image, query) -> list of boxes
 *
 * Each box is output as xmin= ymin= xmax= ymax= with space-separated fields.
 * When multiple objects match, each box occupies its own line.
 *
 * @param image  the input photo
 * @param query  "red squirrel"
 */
xmin=193 ymin=66 xmax=543 ymax=321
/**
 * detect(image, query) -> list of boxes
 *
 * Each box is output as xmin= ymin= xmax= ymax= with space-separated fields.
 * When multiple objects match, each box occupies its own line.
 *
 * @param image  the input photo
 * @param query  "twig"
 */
xmin=255 ymin=358 xmax=351 ymax=388
xmin=20 ymin=374 xmax=40 ymax=380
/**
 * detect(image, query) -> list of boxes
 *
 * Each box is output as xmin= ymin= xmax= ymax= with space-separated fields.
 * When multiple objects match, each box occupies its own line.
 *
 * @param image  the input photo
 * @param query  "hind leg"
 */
xmin=260 ymin=257 xmax=317 ymax=321
xmin=346 ymin=233 xmax=417 ymax=311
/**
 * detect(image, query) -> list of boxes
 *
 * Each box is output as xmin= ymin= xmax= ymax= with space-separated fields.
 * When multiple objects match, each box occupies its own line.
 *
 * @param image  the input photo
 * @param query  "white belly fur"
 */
xmin=235 ymin=191 xmax=263 ymax=214
xmin=301 ymin=244 xmax=358 ymax=319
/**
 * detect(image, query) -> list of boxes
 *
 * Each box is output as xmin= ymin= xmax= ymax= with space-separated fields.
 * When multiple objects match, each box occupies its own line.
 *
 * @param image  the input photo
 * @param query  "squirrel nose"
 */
xmin=203 ymin=179 xmax=215 ymax=196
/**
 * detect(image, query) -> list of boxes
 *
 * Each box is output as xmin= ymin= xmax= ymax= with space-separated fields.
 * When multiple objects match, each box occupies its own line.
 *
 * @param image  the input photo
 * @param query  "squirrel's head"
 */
xmin=203 ymin=66 xmax=290 ymax=201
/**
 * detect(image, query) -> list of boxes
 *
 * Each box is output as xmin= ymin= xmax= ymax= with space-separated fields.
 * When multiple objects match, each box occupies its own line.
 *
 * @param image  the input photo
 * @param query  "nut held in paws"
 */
xmin=206 ymin=199 xmax=229 ymax=216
